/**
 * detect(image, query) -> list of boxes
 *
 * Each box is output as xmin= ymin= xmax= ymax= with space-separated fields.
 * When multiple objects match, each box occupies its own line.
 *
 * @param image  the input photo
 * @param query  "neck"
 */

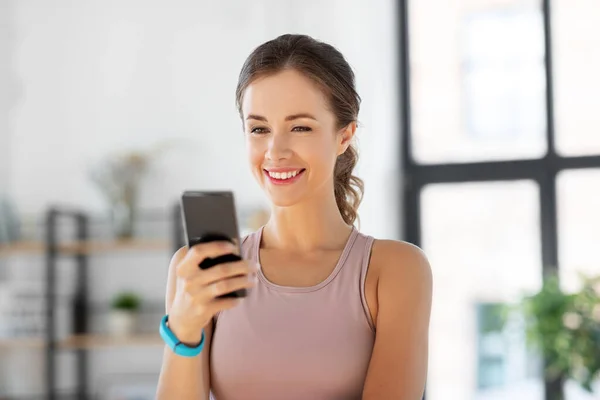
xmin=263 ymin=186 xmax=353 ymax=252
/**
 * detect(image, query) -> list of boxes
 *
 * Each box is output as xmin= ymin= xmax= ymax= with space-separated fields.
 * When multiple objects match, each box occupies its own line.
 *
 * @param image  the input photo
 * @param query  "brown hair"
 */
xmin=235 ymin=34 xmax=364 ymax=225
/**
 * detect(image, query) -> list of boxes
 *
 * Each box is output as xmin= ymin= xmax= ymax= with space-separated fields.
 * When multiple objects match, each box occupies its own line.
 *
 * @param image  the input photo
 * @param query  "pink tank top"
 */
xmin=209 ymin=226 xmax=376 ymax=400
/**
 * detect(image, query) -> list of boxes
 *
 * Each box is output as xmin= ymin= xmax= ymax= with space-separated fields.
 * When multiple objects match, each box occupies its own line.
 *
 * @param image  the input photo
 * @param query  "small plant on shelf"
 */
xmin=111 ymin=292 xmax=141 ymax=311
xmin=108 ymin=291 xmax=142 ymax=337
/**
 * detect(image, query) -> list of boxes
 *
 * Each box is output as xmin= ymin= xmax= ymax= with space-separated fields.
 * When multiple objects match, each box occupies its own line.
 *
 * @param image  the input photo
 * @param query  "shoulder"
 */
xmin=369 ymin=239 xmax=433 ymax=296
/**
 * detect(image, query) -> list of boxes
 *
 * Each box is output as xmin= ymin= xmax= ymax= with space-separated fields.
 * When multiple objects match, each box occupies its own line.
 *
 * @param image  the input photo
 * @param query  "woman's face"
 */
xmin=242 ymin=69 xmax=353 ymax=208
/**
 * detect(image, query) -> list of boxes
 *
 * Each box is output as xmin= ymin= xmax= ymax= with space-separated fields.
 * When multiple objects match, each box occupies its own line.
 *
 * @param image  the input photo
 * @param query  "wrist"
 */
xmin=167 ymin=315 xmax=205 ymax=346
xmin=160 ymin=315 xmax=205 ymax=357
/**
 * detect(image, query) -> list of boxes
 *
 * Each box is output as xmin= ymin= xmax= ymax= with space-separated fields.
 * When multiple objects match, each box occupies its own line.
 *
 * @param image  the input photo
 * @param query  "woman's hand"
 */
xmin=167 ymin=241 xmax=257 ymax=345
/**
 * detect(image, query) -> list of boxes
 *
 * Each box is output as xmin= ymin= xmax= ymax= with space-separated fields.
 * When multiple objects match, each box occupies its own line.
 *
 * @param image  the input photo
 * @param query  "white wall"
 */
xmin=1 ymin=0 xmax=400 ymax=396
xmin=9 ymin=0 xmax=268 ymax=215
xmin=0 ymin=1 xmax=16 ymax=194
xmin=7 ymin=0 xmax=400 ymax=239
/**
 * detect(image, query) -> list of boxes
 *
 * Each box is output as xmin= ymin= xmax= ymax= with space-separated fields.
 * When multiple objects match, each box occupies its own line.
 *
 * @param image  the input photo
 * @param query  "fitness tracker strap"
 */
xmin=159 ymin=314 xmax=205 ymax=357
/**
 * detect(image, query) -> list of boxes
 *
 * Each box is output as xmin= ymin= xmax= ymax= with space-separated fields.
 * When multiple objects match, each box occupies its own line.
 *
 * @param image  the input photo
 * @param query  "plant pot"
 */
xmin=108 ymin=310 xmax=138 ymax=337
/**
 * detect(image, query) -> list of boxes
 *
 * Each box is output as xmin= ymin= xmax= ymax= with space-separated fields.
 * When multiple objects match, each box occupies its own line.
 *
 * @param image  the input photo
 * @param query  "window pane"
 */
xmin=553 ymin=1 xmax=600 ymax=156
xmin=558 ymin=169 xmax=600 ymax=292
xmin=557 ymin=169 xmax=600 ymax=398
xmin=409 ymin=0 xmax=546 ymax=164
xmin=422 ymin=181 xmax=543 ymax=400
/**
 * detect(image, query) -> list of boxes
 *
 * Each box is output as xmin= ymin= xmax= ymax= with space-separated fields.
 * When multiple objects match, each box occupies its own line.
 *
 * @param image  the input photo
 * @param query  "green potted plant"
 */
xmin=521 ymin=273 xmax=600 ymax=400
xmin=108 ymin=291 xmax=141 ymax=337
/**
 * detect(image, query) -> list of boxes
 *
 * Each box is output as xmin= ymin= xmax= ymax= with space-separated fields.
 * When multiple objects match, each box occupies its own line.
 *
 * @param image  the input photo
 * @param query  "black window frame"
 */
xmin=398 ymin=1 xmax=600 ymax=399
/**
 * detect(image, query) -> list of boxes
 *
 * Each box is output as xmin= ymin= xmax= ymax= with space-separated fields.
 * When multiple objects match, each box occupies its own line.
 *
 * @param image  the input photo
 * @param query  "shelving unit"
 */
xmin=0 ymin=204 xmax=185 ymax=400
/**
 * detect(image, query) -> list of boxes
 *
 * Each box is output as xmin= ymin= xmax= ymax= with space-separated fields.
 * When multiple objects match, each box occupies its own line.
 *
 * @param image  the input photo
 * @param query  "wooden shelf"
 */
xmin=0 ymin=241 xmax=46 ymax=256
xmin=59 ymin=333 xmax=163 ymax=349
xmin=0 ymin=336 xmax=45 ymax=349
xmin=0 ymin=333 xmax=163 ymax=350
xmin=0 ymin=239 xmax=171 ymax=256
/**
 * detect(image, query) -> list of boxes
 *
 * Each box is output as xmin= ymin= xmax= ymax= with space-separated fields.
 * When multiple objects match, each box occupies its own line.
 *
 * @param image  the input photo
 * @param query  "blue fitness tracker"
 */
xmin=159 ymin=314 xmax=205 ymax=357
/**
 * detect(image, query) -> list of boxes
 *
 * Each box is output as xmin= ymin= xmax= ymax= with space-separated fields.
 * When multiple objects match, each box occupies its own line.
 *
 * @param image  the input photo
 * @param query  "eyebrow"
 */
xmin=245 ymin=113 xmax=318 ymax=122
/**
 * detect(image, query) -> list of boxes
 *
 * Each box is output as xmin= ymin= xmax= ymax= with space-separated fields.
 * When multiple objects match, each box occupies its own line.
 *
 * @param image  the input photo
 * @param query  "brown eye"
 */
xmin=292 ymin=126 xmax=312 ymax=132
xmin=250 ymin=127 xmax=269 ymax=134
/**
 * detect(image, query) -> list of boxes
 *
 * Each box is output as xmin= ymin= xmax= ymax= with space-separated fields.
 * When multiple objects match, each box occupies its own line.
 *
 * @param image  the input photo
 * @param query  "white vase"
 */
xmin=110 ymin=199 xmax=136 ymax=239
xmin=108 ymin=310 xmax=137 ymax=336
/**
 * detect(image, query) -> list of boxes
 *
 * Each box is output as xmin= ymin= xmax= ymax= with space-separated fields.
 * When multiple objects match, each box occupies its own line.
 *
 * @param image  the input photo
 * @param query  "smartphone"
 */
xmin=180 ymin=190 xmax=246 ymax=298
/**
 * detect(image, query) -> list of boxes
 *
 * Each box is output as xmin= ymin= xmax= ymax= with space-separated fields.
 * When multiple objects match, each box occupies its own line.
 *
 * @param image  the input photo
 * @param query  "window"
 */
xmin=400 ymin=0 xmax=600 ymax=399
xmin=553 ymin=0 xmax=600 ymax=156
xmin=408 ymin=0 xmax=546 ymax=164
xmin=557 ymin=169 xmax=600 ymax=292
xmin=422 ymin=181 xmax=542 ymax=400
xmin=463 ymin=10 xmax=545 ymax=145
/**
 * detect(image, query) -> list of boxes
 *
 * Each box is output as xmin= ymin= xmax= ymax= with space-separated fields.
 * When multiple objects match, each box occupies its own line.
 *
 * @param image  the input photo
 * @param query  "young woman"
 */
xmin=157 ymin=34 xmax=433 ymax=400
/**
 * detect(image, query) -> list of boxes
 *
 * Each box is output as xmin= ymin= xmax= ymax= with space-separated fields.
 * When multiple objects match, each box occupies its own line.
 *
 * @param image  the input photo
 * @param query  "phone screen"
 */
xmin=180 ymin=191 xmax=240 ymax=248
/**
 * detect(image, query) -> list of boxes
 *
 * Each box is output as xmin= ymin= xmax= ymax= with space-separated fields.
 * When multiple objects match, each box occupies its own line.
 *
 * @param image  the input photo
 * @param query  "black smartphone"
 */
xmin=180 ymin=190 xmax=246 ymax=298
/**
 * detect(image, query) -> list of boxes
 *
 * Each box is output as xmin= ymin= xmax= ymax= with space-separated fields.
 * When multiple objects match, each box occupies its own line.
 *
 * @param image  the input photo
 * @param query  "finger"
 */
xmin=178 ymin=241 xmax=237 ymax=278
xmin=179 ymin=264 xmax=251 ymax=296
xmin=192 ymin=275 xmax=256 ymax=301
xmin=181 ymin=272 xmax=255 ymax=299
xmin=195 ymin=261 xmax=257 ymax=286
xmin=208 ymin=275 xmax=257 ymax=298
xmin=205 ymin=296 xmax=243 ymax=314
xmin=189 ymin=240 xmax=238 ymax=259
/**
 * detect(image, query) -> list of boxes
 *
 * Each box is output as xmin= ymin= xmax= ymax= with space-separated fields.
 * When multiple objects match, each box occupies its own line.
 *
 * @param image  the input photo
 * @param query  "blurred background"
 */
xmin=0 ymin=0 xmax=598 ymax=399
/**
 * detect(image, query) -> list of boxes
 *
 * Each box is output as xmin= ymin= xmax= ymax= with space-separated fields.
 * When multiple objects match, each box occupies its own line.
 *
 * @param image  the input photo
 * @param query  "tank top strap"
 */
xmin=240 ymin=229 xmax=260 ymax=261
xmin=333 ymin=230 xmax=376 ymax=332
xmin=358 ymin=233 xmax=376 ymax=332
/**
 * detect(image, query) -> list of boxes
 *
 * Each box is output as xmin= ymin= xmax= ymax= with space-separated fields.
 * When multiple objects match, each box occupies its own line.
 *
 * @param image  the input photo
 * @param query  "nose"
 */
xmin=265 ymin=132 xmax=292 ymax=161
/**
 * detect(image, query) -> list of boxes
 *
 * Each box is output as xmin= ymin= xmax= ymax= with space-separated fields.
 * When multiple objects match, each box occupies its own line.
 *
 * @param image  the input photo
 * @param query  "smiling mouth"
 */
xmin=263 ymin=168 xmax=306 ymax=183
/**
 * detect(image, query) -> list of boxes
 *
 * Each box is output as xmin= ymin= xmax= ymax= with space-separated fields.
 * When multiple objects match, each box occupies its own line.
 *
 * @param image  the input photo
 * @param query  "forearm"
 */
xmin=156 ymin=345 xmax=209 ymax=400
xmin=156 ymin=318 xmax=213 ymax=400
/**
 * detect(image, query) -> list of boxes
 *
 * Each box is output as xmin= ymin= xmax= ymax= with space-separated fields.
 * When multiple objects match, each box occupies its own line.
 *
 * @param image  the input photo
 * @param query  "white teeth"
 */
xmin=268 ymin=170 xmax=300 ymax=180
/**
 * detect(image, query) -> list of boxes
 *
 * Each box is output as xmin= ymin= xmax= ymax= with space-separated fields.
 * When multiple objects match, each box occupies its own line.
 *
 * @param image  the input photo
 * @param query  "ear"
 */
xmin=337 ymin=121 xmax=357 ymax=156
